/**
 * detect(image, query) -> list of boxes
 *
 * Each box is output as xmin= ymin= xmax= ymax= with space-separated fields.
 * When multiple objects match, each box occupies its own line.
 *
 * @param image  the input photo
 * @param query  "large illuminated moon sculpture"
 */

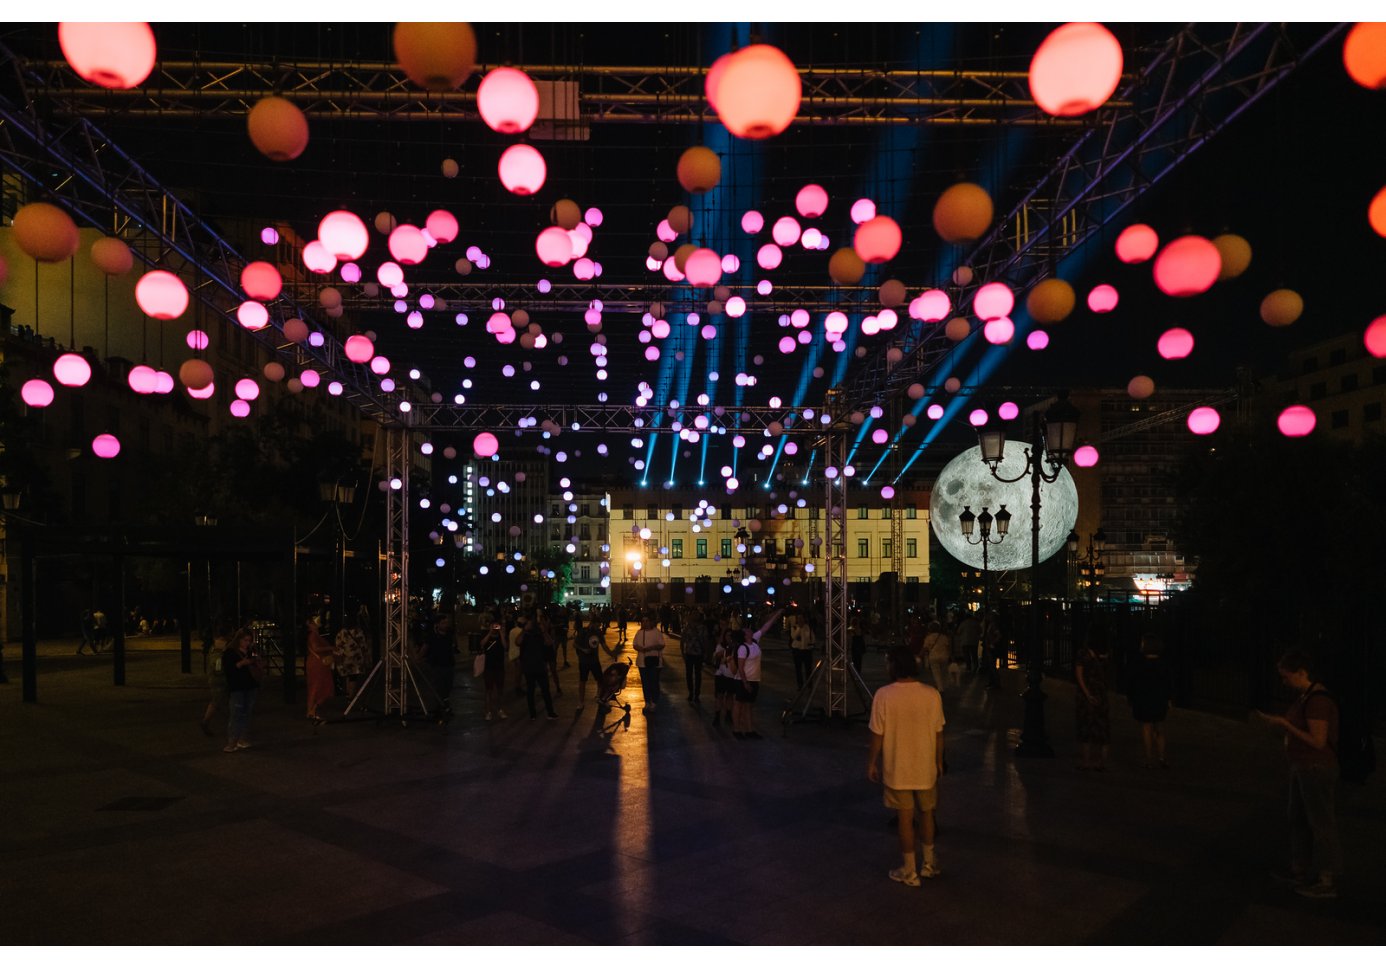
xmin=929 ymin=445 xmax=1079 ymax=570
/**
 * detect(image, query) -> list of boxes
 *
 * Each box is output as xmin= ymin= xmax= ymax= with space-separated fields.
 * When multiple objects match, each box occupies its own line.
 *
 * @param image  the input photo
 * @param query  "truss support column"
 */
xmin=383 ymin=426 xmax=410 ymax=716
xmin=823 ymin=428 xmax=849 ymax=718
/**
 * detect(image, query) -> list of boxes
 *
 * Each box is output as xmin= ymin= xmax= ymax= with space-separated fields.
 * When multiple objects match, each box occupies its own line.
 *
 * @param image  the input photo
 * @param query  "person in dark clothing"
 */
xmin=518 ymin=616 xmax=558 ymax=720
xmin=680 ymin=610 xmax=708 ymax=703
xmin=222 ymin=627 xmax=261 ymax=752
xmin=423 ymin=612 xmax=456 ymax=712
xmin=1126 ymin=632 xmax=1172 ymax=768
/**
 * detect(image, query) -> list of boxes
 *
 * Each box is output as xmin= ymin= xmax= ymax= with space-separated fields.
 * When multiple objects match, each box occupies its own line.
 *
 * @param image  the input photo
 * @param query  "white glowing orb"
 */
xmin=930 ymin=444 xmax=1078 ymax=570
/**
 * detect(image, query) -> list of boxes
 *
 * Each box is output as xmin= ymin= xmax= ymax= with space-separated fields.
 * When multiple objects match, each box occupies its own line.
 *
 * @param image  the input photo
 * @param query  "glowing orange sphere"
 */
xmin=1343 ymin=22 xmax=1386 ymax=90
xmin=713 ymin=44 xmax=801 ymax=140
xmin=677 ymin=146 xmax=722 ymax=194
xmin=498 ymin=144 xmax=546 ymax=196
xmin=135 ymin=270 xmax=189 ymax=320
xmin=247 ymin=97 xmax=309 ymax=162
xmin=1127 ymin=375 xmax=1155 ymax=400
xmin=1212 ymin=233 xmax=1253 ymax=280
xmin=12 ymin=202 xmax=80 ymax=263
xmin=1369 ymin=185 xmax=1386 ymax=238
xmin=945 ymin=317 xmax=971 ymax=342
xmin=179 ymin=358 xmax=214 ymax=391
xmin=1028 ymin=22 xmax=1123 ymax=117
xmin=668 ymin=205 xmax=693 ymax=235
xmin=1153 ymin=235 xmax=1221 ymax=297
xmin=1025 ymin=278 xmax=1076 ymax=324
xmin=932 ymin=183 xmax=993 ymax=243
xmin=58 ymin=22 xmax=156 ymax=89
xmin=828 ymin=248 xmax=866 ymax=285
xmin=393 ymin=22 xmax=477 ymax=91
xmin=1260 ymin=289 xmax=1304 ymax=327
xmin=853 ymin=215 xmax=902 ymax=264
xmin=1115 ymin=224 xmax=1159 ymax=264
xmin=89 ymin=237 xmax=134 ymax=275
xmin=477 ymin=67 xmax=540 ymax=134
xmin=551 ymin=199 xmax=582 ymax=230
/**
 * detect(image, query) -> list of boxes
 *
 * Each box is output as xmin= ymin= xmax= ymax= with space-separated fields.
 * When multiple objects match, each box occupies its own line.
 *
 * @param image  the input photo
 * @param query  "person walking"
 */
xmin=632 ymin=613 xmax=666 ymax=713
xmin=222 ymin=627 xmax=262 ymax=752
xmin=304 ymin=618 xmax=335 ymax=723
xmin=954 ymin=611 xmax=981 ymax=674
xmin=332 ymin=610 xmax=370 ymax=700
xmin=922 ymin=620 xmax=952 ymax=693
xmin=1074 ymin=629 xmax=1112 ymax=771
xmin=711 ymin=628 xmax=738 ymax=727
xmin=867 ymin=646 xmax=946 ymax=887
xmin=423 ymin=611 xmax=457 ymax=713
xmin=980 ymin=611 xmax=1003 ymax=688
xmin=200 ymin=625 xmax=229 ymax=737
xmin=519 ymin=615 xmax=558 ymax=720
xmin=575 ymin=617 xmax=612 ymax=708
xmin=680 ymin=609 xmax=708 ymax=704
xmin=1127 ymin=632 xmax=1172 ymax=768
xmin=1256 ymin=650 xmax=1342 ymax=899
xmin=789 ymin=614 xmax=816 ymax=689
xmin=478 ymin=619 xmax=508 ymax=721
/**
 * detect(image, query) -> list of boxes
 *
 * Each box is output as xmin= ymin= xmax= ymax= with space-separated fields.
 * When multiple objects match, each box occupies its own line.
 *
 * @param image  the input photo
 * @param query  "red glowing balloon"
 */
xmin=705 ymin=53 xmax=734 ymax=112
xmin=1087 ymin=284 xmax=1119 ymax=313
xmin=1157 ymin=327 xmax=1195 ymax=360
xmin=498 ymin=144 xmax=546 ymax=196
xmin=135 ymin=270 xmax=189 ymax=320
xmin=344 ymin=334 xmax=375 ymax=364
xmin=425 ymin=209 xmax=458 ymax=245
xmin=1277 ymin=405 xmax=1317 ymax=437
xmin=21 ymin=379 xmax=54 ymax=408
xmin=240 ymin=261 xmax=283 ymax=300
xmin=1153 ymin=235 xmax=1221 ymax=297
xmin=12 ymin=202 xmax=79 ymax=263
xmin=91 ymin=433 xmax=121 ymax=459
xmin=535 ymin=226 xmax=574 ymax=267
xmin=317 ymin=211 xmax=369 ymax=260
xmin=1187 ymin=407 xmax=1221 ymax=435
xmin=853 ymin=215 xmax=902 ymax=264
xmin=473 ymin=431 xmax=500 ymax=458
xmin=478 ymin=67 xmax=540 ymax=134
xmin=178 ymin=359 xmax=212 ymax=391
xmin=974 ymin=282 xmax=1014 ymax=321
xmin=1364 ymin=315 xmax=1386 ymax=358
xmin=247 ymin=96 xmax=309 ymax=162
xmin=1343 ymin=22 xmax=1386 ymax=90
xmin=301 ymin=241 xmax=336 ymax=274
xmin=388 ymin=225 xmax=429 ymax=266
xmin=53 ymin=353 xmax=92 ymax=387
xmin=1073 ymin=445 xmax=1100 ymax=467
xmin=1115 ymin=224 xmax=1159 ymax=264
xmin=90 ymin=237 xmax=133 ymax=275
xmin=796 ymin=184 xmax=828 ymax=218
xmin=685 ymin=248 xmax=723 ymax=287
xmin=1028 ymin=22 xmax=1123 ymax=117
xmin=59 ymin=22 xmax=156 ymax=89
xmin=713 ymin=44 xmax=801 ymax=140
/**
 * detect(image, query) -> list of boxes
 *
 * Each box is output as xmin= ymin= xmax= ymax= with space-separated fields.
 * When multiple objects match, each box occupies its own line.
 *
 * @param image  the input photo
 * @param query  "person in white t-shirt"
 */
xmin=733 ymin=609 xmax=783 ymax=739
xmin=632 ymin=613 xmax=666 ymax=712
xmin=868 ymin=645 xmax=946 ymax=887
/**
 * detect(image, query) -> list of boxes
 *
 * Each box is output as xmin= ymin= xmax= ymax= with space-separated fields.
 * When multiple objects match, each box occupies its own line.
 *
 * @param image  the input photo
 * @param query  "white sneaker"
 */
xmin=889 ymin=866 xmax=921 ymax=888
xmin=920 ymin=861 xmax=941 ymax=879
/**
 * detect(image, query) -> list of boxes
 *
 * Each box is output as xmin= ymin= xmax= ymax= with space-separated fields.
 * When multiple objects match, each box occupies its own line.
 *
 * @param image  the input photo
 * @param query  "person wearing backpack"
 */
xmin=1255 ymin=650 xmax=1341 ymax=899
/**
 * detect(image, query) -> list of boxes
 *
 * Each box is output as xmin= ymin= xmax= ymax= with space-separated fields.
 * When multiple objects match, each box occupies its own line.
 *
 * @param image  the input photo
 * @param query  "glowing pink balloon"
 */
xmin=135 ymin=270 xmax=189 ymax=320
xmin=234 ymin=378 xmax=260 ymax=401
xmin=1365 ymin=315 xmax=1386 ymax=358
xmin=726 ymin=296 xmax=747 ymax=317
xmin=229 ymin=399 xmax=251 ymax=419
xmin=128 ymin=365 xmax=159 ymax=394
xmin=53 ymin=353 xmax=92 ymax=387
xmin=652 ymin=319 xmax=671 ymax=339
xmin=317 ymin=211 xmax=369 ymax=260
xmin=657 ymin=219 xmax=678 ymax=243
xmin=772 ymin=216 xmax=801 ymax=247
xmin=871 ymin=428 xmax=888 ymax=444
xmin=261 ymin=226 xmax=279 ymax=245
xmin=21 ymin=379 xmax=54 ymax=407
xmin=850 ymin=198 xmax=876 ymax=224
xmin=186 ymin=330 xmax=209 ymax=351
xmin=1157 ymin=327 xmax=1195 ymax=360
xmin=795 ymin=184 xmax=828 ymax=218
xmin=370 ymin=356 xmax=390 ymax=375
xmin=301 ymin=241 xmax=336 ymax=274
xmin=188 ymin=381 xmax=215 ymax=400
xmin=58 ymin=22 xmax=155 ymax=89
xmin=299 ymin=369 xmax=320 ymax=389
xmin=778 ymin=336 xmax=796 ymax=354
xmin=984 ymin=318 xmax=1015 ymax=344
xmin=1153 ymin=236 xmax=1221 ymax=297
xmin=473 ymin=431 xmax=500 ymax=458
xmin=685 ymin=248 xmax=722 ymax=286
xmin=1187 ymin=407 xmax=1221 ymax=435
xmin=926 ymin=404 xmax=945 ymax=420
xmin=237 ymin=301 xmax=269 ymax=331
xmin=741 ymin=210 xmax=764 ymax=234
xmin=1073 ymin=445 xmax=1100 ymax=467
xmin=713 ymin=44 xmax=801 ymax=139
xmin=1087 ymin=284 xmax=1119 ymax=313
xmin=344 ymin=334 xmax=375 ymax=363
xmin=573 ymin=257 xmax=596 ymax=281
xmin=1028 ymin=22 xmax=1123 ymax=117
xmin=644 ymin=346 xmax=661 ymax=361
xmin=968 ymin=409 xmax=988 ymax=427
xmin=974 ymin=282 xmax=1014 ymax=321
xmin=662 ymin=258 xmax=685 ymax=283
xmin=853 ymin=215 xmax=902 ymax=264
xmin=498 ymin=144 xmax=546 ymax=196
xmin=999 ymin=401 xmax=1020 ymax=421
xmin=911 ymin=289 xmax=950 ymax=322
xmin=388 ymin=224 xmax=428 ymax=265
xmin=1277 ymin=405 xmax=1316 ymax=437
xmin=155 ymin=370 xmax=175 ymax=394
xmin=880 ymin=485 xmax=896 ymax=500
xmin=535 ymin=226 xmax=573 ymax=267
xmin=240 ymin=261 xmax=283 ymax=300
xmin=756 ymin=244 xmax=783 ymax=270
xmin=424 ymin=209 xmax=459 ymax=245
xmin=584 ymin=207 xmax=604 ymax=227
xmin=1115 ymin=224 xmax=1159 ymax=264
xmin=477 ymin=67 xmax=540 ymax=134
xmin=91 ymin=433 xmax=121 ymax=458
xmin=1027 ymin=330 xmax=1050 ymax=351
xmin=376 ymin=262 xmax=403 ymax=287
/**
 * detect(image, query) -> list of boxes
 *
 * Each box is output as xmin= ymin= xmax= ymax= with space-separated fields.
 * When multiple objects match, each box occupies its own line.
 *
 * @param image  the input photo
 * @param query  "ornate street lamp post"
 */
xmin=976 ymin=392 xmax=1080 ymax=757
xmin=1067 ymin=528 xmax=1107 ymax=605
xmin=959 ymin=504 xmax=1011 ymax=614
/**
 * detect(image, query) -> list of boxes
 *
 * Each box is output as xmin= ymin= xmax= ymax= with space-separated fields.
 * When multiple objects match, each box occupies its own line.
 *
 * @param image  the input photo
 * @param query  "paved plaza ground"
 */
xmin=2 ymin=630 xmax=1384 ymax=946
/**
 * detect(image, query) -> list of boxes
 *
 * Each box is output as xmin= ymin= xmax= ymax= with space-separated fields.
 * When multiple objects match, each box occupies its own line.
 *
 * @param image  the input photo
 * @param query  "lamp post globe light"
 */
xmin=977 ymin=391 xmax=1081 ymax=757
xmin=959 ymin=503 xmax=1011 ymax=613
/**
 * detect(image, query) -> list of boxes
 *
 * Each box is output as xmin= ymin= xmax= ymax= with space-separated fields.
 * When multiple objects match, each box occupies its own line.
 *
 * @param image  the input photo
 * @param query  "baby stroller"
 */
xmin=596 ymin=658 xmax=633 ymax=732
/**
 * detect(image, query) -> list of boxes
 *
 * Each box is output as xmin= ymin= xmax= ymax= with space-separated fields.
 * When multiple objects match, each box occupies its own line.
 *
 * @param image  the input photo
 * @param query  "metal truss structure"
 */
xmin=836 ymin=22 xmax=1346 ymax=417
xmin=0 ymin=46 xmax=400 ymax=424
xmin=23 ymin=59 xmax=1120 ymax=128
xmin=404 ymin=402 xmax=829 ymax=435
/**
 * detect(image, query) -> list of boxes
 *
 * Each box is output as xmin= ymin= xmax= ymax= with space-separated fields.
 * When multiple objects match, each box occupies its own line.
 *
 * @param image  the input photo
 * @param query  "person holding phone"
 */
xmin=633 ymin=613 xmax=666 ymax=713
xmin=479 ymin=621 xmax=508 ymax=721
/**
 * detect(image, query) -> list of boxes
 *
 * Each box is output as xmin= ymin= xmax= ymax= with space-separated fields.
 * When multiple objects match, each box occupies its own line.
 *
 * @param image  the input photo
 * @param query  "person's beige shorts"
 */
xmin=883 ymin=785 xmax=937 ymax=811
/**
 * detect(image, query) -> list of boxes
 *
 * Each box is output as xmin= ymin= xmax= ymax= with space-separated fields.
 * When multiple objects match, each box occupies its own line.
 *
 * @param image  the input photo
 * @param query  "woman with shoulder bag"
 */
xmin=633 ymin=613 xmax=666 ymax=713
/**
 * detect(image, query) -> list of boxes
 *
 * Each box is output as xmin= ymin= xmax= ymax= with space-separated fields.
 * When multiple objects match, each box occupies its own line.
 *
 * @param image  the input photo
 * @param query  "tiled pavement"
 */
xmin=2 ymin=630 xmax=1383 ymax=945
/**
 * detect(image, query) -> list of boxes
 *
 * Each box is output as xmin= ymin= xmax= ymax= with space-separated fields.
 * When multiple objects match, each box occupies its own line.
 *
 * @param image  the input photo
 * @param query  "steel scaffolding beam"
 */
xmin=21 ymin=59 xmax=1122 ymax=127
xmin=403 ymin=402 xmax=830 ymax=434
xmin=834 ymin=22 xmax=1344 ymax=417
